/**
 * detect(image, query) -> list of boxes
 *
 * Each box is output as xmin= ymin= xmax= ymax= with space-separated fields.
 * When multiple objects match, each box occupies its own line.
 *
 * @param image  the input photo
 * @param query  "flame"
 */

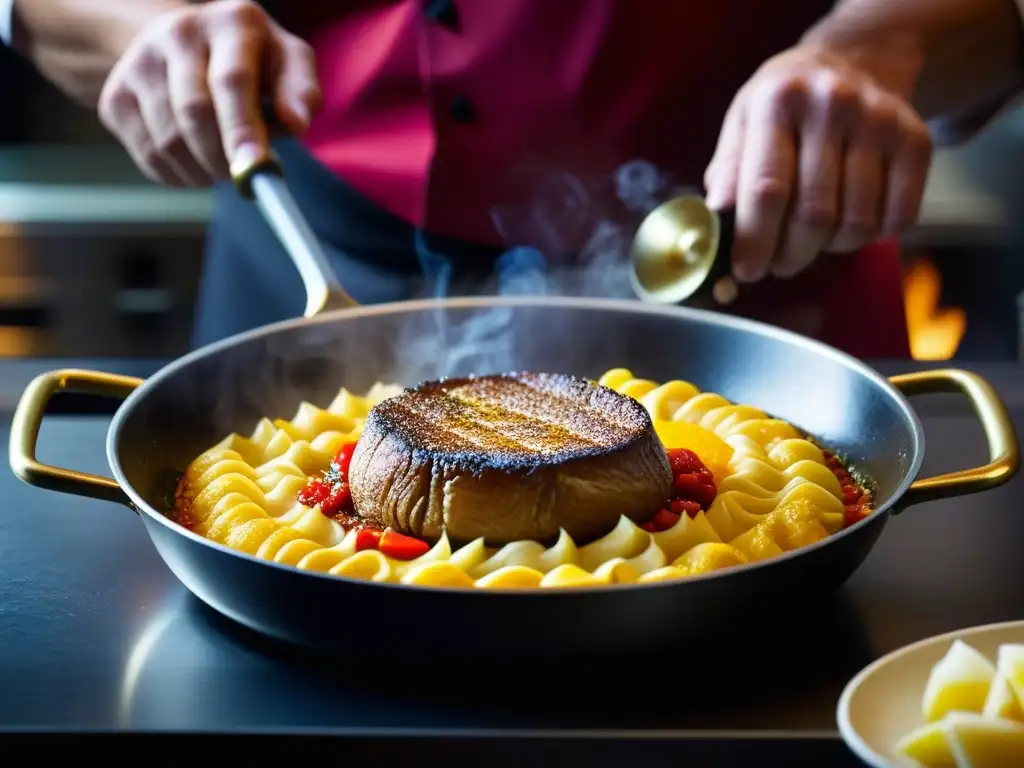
xmin=903 ymin=258 xmax=966 ymax=361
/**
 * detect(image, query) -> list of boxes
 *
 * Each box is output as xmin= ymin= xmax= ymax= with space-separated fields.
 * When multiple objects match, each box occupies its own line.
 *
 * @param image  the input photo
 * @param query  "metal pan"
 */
xmin=9 ymin=155 xmax=1020 ymax=656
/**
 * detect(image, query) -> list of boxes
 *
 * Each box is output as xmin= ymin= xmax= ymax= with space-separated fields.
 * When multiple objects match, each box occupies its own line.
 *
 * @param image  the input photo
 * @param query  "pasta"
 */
xmin=172 ymin=368 xmax=870 ymax=590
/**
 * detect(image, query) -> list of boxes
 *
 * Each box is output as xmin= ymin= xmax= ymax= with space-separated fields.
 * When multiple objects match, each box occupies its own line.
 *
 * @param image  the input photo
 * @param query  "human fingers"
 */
xmin=164 ymin=12 xmax=229 ymax=179
xmin=730 ymin=87 xmax=798 ymax=282
xmin=205 ymin=1 xmax=271 ymax=166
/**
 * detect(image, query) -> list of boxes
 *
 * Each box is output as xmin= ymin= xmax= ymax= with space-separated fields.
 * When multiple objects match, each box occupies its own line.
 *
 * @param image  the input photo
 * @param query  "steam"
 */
xmin=397 ymin=162 xmax=671 ymax=383
xmin=177 ymin=161 xmax=679 ymax=445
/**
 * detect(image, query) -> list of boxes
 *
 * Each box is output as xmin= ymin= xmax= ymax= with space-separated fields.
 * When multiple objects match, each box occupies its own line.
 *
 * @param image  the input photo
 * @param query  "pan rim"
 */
xmin=106 ymin=295 xmax=925 ymax=597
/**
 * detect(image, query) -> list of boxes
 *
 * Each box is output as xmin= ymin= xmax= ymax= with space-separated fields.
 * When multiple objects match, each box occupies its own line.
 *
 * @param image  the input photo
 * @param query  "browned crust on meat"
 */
xmin=348 ymin=372 xmax=673 ymax=545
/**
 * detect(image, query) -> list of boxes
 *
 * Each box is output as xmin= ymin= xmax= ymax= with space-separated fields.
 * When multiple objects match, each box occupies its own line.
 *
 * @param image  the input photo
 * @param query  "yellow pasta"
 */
xmin=173 ymin=368 xmax=867 ymax=590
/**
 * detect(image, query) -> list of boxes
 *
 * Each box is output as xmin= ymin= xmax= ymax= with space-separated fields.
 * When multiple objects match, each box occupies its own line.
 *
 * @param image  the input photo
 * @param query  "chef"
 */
xmin=6 ymin=0 xmax=1024 ymax=356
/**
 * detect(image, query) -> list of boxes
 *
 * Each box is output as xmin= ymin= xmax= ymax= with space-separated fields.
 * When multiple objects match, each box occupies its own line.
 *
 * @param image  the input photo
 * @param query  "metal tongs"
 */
xmin=232 ymin=138 xmax=736 ymax=312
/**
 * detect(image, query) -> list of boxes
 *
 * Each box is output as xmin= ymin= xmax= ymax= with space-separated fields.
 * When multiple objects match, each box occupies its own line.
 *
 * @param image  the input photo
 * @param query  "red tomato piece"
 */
xmin=670 ymin=498 xmax=703 ymax=519
xmin=673 ymin=473 xmax=701 ymax=496
xmin=320 ymin=482 xmax=352 ymax=517
xmin=843 ymin=504 xmax=869 ymax=528
xmin=297 ymin=478 xmax=330 ymax=507
xmin=355 ymin=528 xmax=382 ymax=551
xmin=693 ymin=483 xmax=717 ymax=509
xmin=378 ymin=529 xmax=431 ymax=560
xmin=667 ymin=448 xmax=704 ymax=476
xmin=649 ymin=507 xmax=680 ymax=531
xmin=333 ymin=442 xmax=358 ymax=478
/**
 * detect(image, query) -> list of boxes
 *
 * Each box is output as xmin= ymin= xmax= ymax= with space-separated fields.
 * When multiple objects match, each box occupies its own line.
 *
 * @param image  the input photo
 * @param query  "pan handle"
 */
xmin=890 ymin=368 xmax=1020 ymax=508
xmin=231 ymin=150 xmax=358 ymax=318
xmin=9 ymin=369 xmax=141 ymax=506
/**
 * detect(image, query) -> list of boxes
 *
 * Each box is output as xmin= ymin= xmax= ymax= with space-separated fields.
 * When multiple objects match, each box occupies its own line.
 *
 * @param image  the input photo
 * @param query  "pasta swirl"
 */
xmin=173 ymin=369 xmax=868 ymax=589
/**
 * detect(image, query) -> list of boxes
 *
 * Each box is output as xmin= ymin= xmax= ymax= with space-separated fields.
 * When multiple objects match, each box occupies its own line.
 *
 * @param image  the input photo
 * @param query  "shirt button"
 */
xmin=449 ymin=94 xmax=475 ymax=124
xmin=424 ymin=0 xmax=460 ymax=30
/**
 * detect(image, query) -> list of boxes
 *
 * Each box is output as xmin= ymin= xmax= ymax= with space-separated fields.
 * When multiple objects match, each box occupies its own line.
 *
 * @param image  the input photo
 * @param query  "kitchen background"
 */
xmin=1 ymin=46 xmax=1022 ymax=363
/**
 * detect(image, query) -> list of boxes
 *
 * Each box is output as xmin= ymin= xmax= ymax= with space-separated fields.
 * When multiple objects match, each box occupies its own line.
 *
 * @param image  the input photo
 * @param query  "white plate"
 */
xmin=837 ymin=620 xmax=1024 ymax=767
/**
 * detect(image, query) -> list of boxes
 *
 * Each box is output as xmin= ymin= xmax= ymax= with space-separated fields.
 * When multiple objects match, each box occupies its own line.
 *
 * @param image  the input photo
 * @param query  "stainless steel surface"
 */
xmin=2 ymin=360 xmax=1022 ymax=734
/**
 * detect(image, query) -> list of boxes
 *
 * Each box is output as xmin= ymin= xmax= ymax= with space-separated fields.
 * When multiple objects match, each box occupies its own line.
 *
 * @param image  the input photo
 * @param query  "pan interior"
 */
xmin=110 ymin=299 xmax=920 ymax=518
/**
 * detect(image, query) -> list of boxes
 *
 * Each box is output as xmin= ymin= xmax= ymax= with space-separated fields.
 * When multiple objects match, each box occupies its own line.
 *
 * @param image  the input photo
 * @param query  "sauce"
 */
xmin=642 ymin=447 xmax=718 ymax=532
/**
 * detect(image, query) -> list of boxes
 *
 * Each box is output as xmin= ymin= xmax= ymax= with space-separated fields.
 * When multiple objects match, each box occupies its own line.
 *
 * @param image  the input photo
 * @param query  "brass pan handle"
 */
xmin=230 ymin=100 xmax=358 ymax=318
xmin=890 ymin=368 xmax=1020 ymax=508
xmin=9 ymin=369 xmax=141 ymax=506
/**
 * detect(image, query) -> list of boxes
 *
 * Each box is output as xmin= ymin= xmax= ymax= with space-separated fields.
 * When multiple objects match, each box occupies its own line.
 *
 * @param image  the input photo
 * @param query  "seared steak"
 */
xmin=348 ymin=372 xmax=672 ymax=545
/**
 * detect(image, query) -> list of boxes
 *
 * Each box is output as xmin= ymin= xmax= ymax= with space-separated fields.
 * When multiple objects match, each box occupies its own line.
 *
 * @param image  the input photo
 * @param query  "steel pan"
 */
xmin=9 ymin=159 xmax=1020 ymax=656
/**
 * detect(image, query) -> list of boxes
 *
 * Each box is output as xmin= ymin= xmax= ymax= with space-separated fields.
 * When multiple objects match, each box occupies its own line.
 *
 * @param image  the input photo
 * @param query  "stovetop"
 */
xmin=2 ymin=358 xmax=1023 ymax=763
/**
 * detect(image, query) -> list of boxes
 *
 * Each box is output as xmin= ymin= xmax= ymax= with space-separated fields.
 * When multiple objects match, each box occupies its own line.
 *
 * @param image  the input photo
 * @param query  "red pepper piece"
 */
xmin=667 ymin=448 xmax=704 ymax=476
xmin=640 ymin=522 xmax=657 ymax=532
xmin=297 ymin=478 xmax=330 ymax=508
xmin=320 ymin=482 xmax=352 ymax=517
xmin=378 ymin=529 xmax=431 ymax=560
xmin=333 ymin=442 xmax=358 ymax=478
xmin=670 ymin=498 xmax=703 ymax=519
xmin=355 ymin=528 xmax=382 ymax=551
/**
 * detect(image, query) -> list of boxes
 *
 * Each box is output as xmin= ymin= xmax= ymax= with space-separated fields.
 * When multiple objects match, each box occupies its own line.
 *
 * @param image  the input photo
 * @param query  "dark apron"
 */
xmin=191 ymin=140 xmax=522 ymax=348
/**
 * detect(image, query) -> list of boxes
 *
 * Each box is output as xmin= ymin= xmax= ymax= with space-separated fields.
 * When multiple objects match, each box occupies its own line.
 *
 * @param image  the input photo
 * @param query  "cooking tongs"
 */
xmin=231 ymin=150 xmax=738 ymax=313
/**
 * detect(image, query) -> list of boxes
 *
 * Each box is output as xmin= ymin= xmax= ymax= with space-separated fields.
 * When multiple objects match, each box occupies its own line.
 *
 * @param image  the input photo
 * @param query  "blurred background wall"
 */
xmin=1 ymin=44 xmax=1021 ymax=362
xmin=0 ymin=46 xmax=207 ymax=358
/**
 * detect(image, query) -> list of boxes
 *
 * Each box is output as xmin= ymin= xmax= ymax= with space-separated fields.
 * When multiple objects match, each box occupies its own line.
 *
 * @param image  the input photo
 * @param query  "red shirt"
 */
xmin=285 ymin=1 xmax=911 ymax=358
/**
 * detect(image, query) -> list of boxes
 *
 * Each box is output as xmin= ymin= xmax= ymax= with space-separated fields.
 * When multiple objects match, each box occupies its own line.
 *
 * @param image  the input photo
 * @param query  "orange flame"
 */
xmin=903 ymin=258 xmax=966 ymax=361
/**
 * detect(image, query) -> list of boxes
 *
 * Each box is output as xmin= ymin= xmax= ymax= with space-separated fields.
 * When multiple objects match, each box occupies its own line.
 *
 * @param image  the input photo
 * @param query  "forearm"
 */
xmin=803 ymin=0 xmax=1024 ymax=139
xmin=11 ymin=0 xmax=187 ymax=106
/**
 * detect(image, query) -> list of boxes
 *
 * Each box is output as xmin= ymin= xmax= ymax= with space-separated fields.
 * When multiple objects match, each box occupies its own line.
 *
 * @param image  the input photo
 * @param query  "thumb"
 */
xmin=266 ymin=34 xmax=323 ymax=134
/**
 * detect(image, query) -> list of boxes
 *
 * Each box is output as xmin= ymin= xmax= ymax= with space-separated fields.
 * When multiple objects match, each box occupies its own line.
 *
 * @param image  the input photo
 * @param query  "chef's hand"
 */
xmin=704 ymin=45 xmax=932 ymax=282
xmin=97 ymin=0 xmax=322 ymax=187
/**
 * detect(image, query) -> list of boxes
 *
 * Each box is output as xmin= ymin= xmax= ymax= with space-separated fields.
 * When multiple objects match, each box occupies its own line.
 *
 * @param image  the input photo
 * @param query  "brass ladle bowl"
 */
xmin=629 ymin=194 xmax=737 ymax=307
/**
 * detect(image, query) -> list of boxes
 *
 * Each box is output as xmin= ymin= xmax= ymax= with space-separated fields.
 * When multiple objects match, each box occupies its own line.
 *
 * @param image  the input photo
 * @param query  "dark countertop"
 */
xmin=2 ymin=357 xmax=1023 ymax=765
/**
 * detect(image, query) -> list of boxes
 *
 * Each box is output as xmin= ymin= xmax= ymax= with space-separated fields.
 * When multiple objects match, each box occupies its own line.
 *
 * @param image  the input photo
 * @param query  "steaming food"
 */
xmin=172 ymin=368 xmax=875 ymax=590
xmin=894 ymin=640 xmax=1024 ymax=766
xmin=348 ymin=372 xmax=673 ymax=545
